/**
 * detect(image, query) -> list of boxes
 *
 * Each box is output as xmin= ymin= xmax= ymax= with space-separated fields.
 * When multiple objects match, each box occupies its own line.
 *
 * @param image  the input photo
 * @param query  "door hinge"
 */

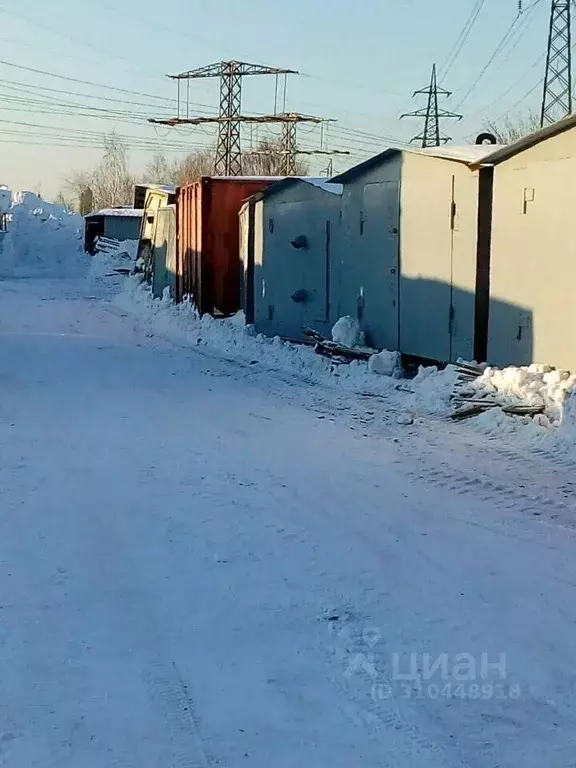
xmin=450 ymin=202 xmax=457 ymax=230
xmin=448 ymin=304 xmax=455 ymax=335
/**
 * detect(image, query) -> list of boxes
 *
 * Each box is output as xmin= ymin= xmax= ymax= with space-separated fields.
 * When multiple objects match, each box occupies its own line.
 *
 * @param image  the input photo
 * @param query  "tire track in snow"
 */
xmin=145 ymin=661 xmax=218 ymax=768
xmin=246 ymin=465 xmax=470 ymax=768
xmin=394 ymin=422 xmax=576 ymax=530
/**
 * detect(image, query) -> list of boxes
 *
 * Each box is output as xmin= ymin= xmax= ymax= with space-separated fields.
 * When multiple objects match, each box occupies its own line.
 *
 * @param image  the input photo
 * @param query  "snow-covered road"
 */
xmin=2 ymin=274 xmax=576 ymax=767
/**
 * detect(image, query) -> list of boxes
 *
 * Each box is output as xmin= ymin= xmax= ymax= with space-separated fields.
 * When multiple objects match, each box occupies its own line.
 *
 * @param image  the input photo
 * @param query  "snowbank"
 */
xmin=408 ymin=365 xmax=462 ymax=416
xmin=115 ymin=278 xmax=401 ymax=395
xmin=109 ymin=278 xmax=576 ymax=449
xmin=0 ymin=192 xmax=85 ymax=278
xmin=469 ymin=364 xmax=576 ymax=426
xmin=86 ymin=240 xmax=139 ymax=296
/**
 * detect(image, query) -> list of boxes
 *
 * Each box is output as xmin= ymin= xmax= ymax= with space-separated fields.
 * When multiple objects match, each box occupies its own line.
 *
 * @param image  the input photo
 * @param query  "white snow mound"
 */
xmin=464 ymin=364 xmax=576 ymax=426
xmin=332 ymin=316 xmax=360 ymax=347
xmin=0 ymin=192 xmax=85 ymax=278
xmin=369 ymin=350 xmax=400 ymax=377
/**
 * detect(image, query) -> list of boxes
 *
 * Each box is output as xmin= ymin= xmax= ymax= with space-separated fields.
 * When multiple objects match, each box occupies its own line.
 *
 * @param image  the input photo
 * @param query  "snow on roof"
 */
xmin=88 ymin=208 xmax=144 ymax=218
xmin=212 ymin=176 xmax=286 ymax=181
xmin=249 ymin=176 xmax=344 ymax=201
xmin=409 ymin=144 xmax=506 ymax=164
xmin=134 ymin=183 xmax=177 ymax=194
xmin=300 ymin=178 xmax=343 ymax=195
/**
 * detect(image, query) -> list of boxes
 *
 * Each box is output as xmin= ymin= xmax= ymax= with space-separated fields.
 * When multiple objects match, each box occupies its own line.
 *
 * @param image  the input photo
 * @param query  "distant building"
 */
xmin=84 ymin=208 xmax=143 ymax=254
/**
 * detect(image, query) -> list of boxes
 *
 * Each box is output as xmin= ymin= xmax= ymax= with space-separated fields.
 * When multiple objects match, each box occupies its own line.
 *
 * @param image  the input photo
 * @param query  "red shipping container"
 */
xmin=176 ymin=177 xmax=276 ymax=315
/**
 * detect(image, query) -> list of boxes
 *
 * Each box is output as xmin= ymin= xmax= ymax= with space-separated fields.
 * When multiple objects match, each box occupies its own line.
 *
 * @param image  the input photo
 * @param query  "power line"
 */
xmin=467 ymin=52 xmax=545 ymax=117
xmin=149 ymin=60 xmax=347 ymax=175
xmin=0 ymin=6 xmax=168 ymax=80
xmin=439 ymin=0 xmax=486 ymax=82
xmin=0 ymin=76 xmax=216 ymax=113
xmin=0 ymin=58 xmax=177 ymax=104
xmin=454 ymin=12 xmax=524 ymax=109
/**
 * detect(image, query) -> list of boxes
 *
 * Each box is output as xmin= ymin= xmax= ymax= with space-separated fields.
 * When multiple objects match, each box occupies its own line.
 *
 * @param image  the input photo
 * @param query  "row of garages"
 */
xmin=242 ymin=114 xmax=576 ymax=372
xmin=85 ymin=114 xmax=576 ymax=372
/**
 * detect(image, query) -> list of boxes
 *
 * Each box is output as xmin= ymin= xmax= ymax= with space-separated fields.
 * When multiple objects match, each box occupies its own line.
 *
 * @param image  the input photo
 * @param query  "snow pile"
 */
xmin=369 ymin=350 xmax=400 ymax=377
xmin=115 ymin=278 xmax=401 ymax=395
xmin=332 ymin=316 xmax=361 ymax=347
xmin=0 ymin=192 xmax=85 ymax=278
xmin=88 ymin=240 xmax=138 ymax=277
xmin=464 ymin=364 xmax=576 ymax=427
xmin=86 ymin=239 xmax=139 ymax=299
xmin=408 ymin=364 xmax=462 ymax=416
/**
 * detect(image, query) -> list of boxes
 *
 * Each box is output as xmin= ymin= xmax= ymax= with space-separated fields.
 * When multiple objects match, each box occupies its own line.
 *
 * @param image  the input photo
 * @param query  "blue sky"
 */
xmin=0 ymin=0 xmax=550 ymax=196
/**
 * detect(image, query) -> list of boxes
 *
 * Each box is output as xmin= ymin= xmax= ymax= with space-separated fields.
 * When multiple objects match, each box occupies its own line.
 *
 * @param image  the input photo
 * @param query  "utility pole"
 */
xmin=151 ymin=108 xmax=348 ymax=178
xmin=152 ymin=61 xmax=297 ymax=175
xmin=541 ymin=0 xmax=572 ymax=126
xmin=401 ymin=63 xmax=463 ymax=147
xmin=280 ymin=121 xmax=298 ymax=175
xmin=323 ymin=158 xmax=334 ymax=177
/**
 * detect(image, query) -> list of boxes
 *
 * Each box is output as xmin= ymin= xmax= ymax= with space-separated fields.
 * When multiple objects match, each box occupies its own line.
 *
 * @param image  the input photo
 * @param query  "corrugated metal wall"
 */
xmin=177 ymin=178 xmax=274 ymax=315
xmin=103 ymin=216 xmax=142 ymax=243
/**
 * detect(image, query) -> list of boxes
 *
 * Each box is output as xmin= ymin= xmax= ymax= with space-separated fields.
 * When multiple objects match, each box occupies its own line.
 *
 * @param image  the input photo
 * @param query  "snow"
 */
xmin=0 ymin=191 xmax=85 ymax=279
xmin=331 ymin=315 xmax=361 ymax=347
xmin=5 ymin=188 xmax=576 ymax=766
xmin=463 ymin=363 xmax=576 ymax=426
xmin=115 ymin=279 xmax=396 ymax=395
xmin=369 ymin=349 xmax=400 ymax=376
xmin=86 ymin=239 xmax=139 ymax=295
xmin=135 ymin=182 xmax=177 ymax=194
xmin=410 ymin=144 xmax=506 ymax=164
xmin=88 ymin=207 xmax=143 ymax=218
xmin=114 ymin=281 xmax=576 ymax=450
xmin=300 ymin=178 xmax=343 ymax=195
xmin=408 ymin=364 xmax=462 ymax=416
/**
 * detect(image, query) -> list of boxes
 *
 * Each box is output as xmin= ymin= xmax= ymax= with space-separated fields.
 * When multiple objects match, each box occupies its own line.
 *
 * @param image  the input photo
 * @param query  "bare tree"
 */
xmin=483 ymin=112 xmax=540 ymax=144
xmin=143 ymin=154 xmax=173 ymax=185
xmin=91 ymin=134 xmax=135 ymax=209
xmin=60 ymin=134 xmax=134 ymax=211
xmin=172 ymin=148 xmax=214 ymax=185
xmin=59 ymin=170 xmax=92 ymax=212
xmin=55 ymin=191 xmax=74 ymax=210
xmin=243 ymin=137 xmax=309 ymax=176
xmin=60 ymin=134 xmax=310 ymax=211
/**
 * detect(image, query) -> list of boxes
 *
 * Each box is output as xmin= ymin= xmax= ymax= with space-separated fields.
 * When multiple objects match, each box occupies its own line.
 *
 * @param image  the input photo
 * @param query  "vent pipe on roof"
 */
xmin=475 ymin=132 xmax=497 ymax=145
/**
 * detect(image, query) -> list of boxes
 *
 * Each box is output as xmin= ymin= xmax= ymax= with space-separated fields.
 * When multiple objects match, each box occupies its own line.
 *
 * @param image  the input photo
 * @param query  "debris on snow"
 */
xmin=303 ymin=327 xmax=375 ymax=364
xmin=453 ymin=362 xmax=576 ymax=426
